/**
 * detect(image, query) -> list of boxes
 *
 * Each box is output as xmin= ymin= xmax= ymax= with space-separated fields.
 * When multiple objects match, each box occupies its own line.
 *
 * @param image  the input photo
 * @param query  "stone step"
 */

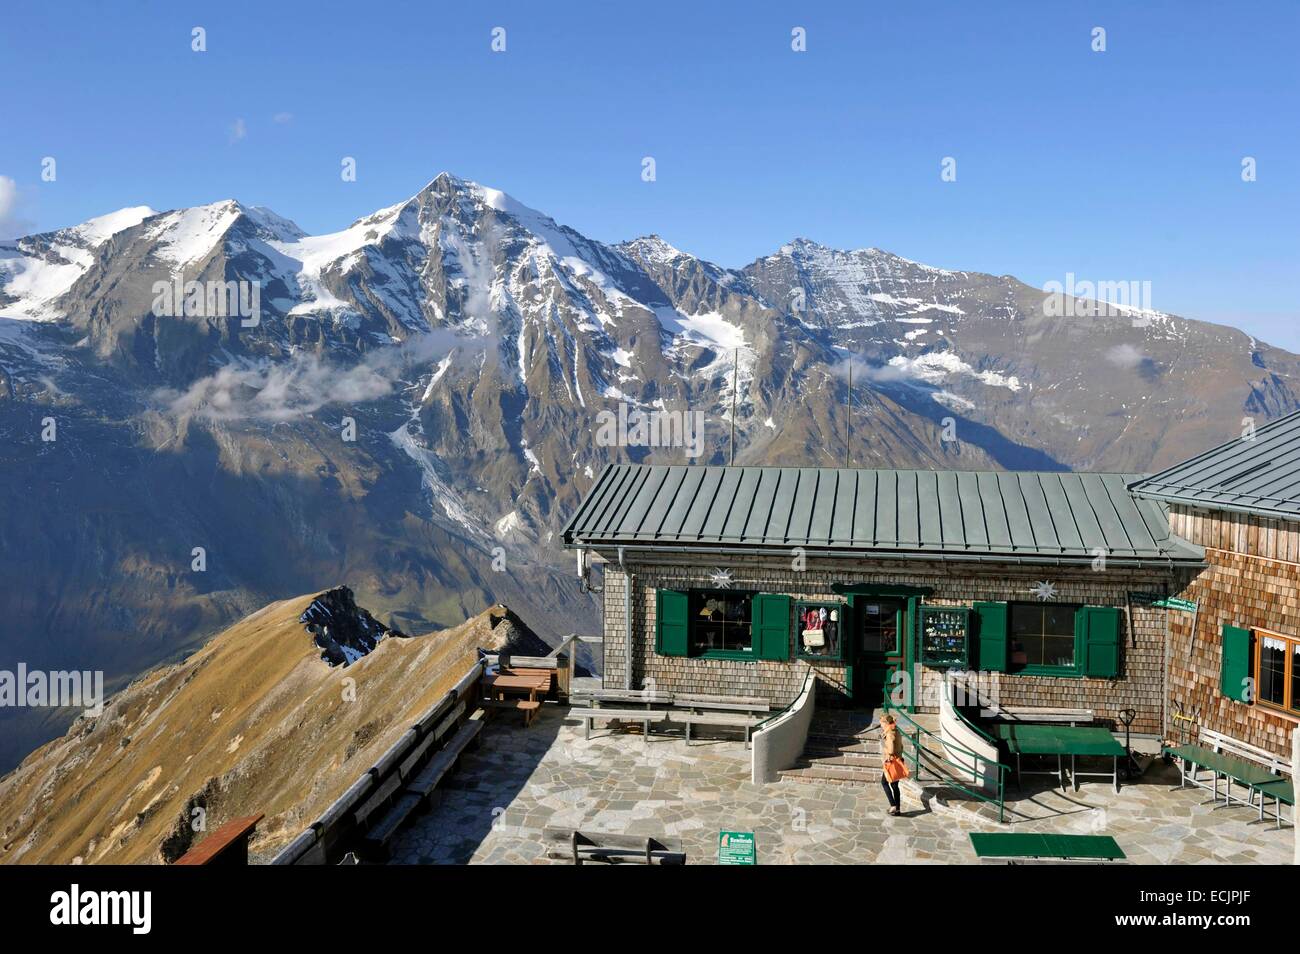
xmin=803 ymin=745 xmax=881 ymax=761
xmin=806 ymin=729 xmax=879 ymax=744
xmin=778 ymin=762 xmax=921 ymax=796
xmin=795 ymin=759 xmax=878 ymax=774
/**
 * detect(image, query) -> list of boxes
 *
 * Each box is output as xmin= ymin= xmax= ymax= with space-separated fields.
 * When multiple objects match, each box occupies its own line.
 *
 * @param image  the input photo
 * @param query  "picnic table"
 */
xmin=1164 ymin=743 xmax=1281 ymax=809
xmin=970 ymin=832 xmax=1126 ymax=863
xmin=993 ymin=723 xmax=1127 ymax=793
xmin=487 ymin=671 xmax=552 ymax=701
xmin=483 ymin=669 xmax=553 ymax=727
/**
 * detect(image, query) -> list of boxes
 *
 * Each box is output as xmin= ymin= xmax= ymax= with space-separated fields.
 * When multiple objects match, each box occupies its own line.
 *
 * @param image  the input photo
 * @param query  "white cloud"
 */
xmin=272 ymin=112 xmax=293 ymax=124
xmin=1106 ymin=343 xmax=1144 ymax=368
xmin=229 ymin=118 xmax=247 ymax=144
xmin=155 ymin=329 xmax=488 ymax=422
xmin=0 ymin=175 xmax=25 ymax=238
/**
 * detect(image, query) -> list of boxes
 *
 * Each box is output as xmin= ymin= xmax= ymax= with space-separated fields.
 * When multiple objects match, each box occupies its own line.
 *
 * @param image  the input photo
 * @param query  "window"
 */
xmin=919 ymin=606 xmax=970 ymax=668
xmin=1008 ymin=602 xmax=1079 ymax=672
xmin=796 ymin=601 xmax=843 ymax=660
xmin=689 ymin=590 xmax=753 ymax=654
xmin=1253 ymin=628 xmax=1300 ymax=716
xmin=860 ymin=601 xmax=901 ymax=653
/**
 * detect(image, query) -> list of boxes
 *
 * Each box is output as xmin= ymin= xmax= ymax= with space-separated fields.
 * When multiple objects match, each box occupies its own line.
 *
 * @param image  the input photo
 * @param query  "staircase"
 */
xmin=777 ymin=709 xmax=884 ymax=785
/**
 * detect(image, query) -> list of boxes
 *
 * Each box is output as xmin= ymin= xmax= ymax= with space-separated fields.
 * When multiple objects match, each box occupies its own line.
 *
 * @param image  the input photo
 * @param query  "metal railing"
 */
xmin=882 ymin=696 xmax=1011 ymax=824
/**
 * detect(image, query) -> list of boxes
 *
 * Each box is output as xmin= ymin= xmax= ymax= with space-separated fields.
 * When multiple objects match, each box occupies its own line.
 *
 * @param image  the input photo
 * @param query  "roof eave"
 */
xmin=1131 ymin=488 xmax=1300 ymax=524
xmin=569 ymin=538 xmax=1205 ymax=570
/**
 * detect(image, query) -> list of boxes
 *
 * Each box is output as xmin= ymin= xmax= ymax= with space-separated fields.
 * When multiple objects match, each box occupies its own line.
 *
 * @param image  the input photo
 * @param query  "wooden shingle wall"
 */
xmin=1166 ymin=508 xmax=1300 ymax=757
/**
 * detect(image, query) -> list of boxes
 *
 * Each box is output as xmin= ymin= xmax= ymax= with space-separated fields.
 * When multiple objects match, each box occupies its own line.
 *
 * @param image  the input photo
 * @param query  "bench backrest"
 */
xmin=1201 ymin=727 xmax=1293 ymax=776
xmin=674 ymin=693 xmax=768 ymax=708
xmin=497 ymin=654 xmax=560 ymax=670
xmin=575 ymin=688 xmax=673 ymax=703
xmin=982 ymin=705 xmax=1094 ymax=724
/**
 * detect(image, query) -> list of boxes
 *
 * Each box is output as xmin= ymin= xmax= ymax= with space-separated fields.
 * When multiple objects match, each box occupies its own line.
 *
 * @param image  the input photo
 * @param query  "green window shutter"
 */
xmin=753 ymin=594 xmax=791 ymax=661
xmin=1079 ymin=606 xmax=1121 ymax=678
xmin=655 ymin=589 xmax=689 ymax=657
xmin=1220 ymin=624 xmax=1252 ymax=703
xmin=973 ymin=601 xmax=1008 ymax=672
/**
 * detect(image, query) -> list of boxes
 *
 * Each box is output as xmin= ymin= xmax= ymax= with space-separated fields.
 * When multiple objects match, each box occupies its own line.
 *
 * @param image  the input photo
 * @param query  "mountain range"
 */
xmin=2 ymin=171 xmax=1297 ymax=771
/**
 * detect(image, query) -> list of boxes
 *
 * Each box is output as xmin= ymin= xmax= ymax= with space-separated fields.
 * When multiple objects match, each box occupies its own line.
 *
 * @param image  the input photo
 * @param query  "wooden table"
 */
xmin=487 ymin=671 xmax=552 ymax=702
xmin=483 ymin=670 xmax=553 ymax=727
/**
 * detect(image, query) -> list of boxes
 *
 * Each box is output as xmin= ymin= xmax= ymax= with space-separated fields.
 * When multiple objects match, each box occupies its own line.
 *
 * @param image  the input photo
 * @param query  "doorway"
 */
xmin=853 ymin=598 xmax=907 ymax=709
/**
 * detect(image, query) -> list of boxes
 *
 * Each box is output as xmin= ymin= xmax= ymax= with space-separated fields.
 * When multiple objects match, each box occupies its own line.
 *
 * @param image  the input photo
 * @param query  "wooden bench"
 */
xmin=569 ymin=688 xmax=674 ymax=708
xmin=359 ymin=718 xmax=484 ymax=860
xmin=173 ymin=813 xmax=265 ymax=865
xmin=569 ymin=706 xmax=764 ymax=746
xmin=970 ymin=832 xmax=1126 ymax=864
xmin=980 ymin=705 xmax=1094 ymax=726
xmin=1251 ymin=778 xmax=1295 ymax=829
xmin=1165 ymin=727 xmax=1293 ymax=825
xmin=481 ymin=697 xmax=542 ymax=727
xmin=543 ymin=827 xmax=685 ymax=865
xmin=675 ymin=692 xmax=770 ymax=714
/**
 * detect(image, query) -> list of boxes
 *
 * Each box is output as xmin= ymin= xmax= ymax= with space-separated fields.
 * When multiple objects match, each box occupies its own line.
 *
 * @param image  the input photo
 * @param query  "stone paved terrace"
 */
xmin=388 ymin=706 xmax=1293 ymax=865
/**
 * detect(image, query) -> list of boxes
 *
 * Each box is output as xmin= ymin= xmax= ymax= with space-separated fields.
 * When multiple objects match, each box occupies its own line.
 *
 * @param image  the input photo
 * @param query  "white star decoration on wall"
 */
xmin=709 ymin=568 xmax=734 ymax=589
xmin=1030 ymin=580 xmax=1057 ymax=602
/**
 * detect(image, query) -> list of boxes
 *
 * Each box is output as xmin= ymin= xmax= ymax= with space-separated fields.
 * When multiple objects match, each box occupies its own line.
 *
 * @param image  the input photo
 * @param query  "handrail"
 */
xmin=883 ymin=696 xmax=1010 ymax=772
xmin=943 ymin=673 xmax=999 ymax=747
xmin=752 ymin=665 xmax=816 ymax=732
xmin=883 ymin=696 xmax=1010 ymax=824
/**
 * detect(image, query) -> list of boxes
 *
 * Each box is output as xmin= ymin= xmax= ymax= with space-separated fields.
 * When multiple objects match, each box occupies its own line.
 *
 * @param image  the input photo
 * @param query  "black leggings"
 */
xmin=881 ymin=775 xmax=900 ymax=809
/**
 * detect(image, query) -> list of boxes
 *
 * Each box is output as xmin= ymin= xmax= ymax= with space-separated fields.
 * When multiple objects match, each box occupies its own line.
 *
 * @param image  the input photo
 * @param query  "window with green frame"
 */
xmin=689 ymin=590 xmax=755 ymax=655
xmin=919 ymin=605 xmax=970 ymax=668
xmin=1009 ymin=602 xmax=1080 ymax=672
xmin=656 ymin=588 xmax=791 ymax=661
xmin=796 ymin=601 xmax=844 ymax=660
xmin=972 ymin=600 xmax=1120 ymax=678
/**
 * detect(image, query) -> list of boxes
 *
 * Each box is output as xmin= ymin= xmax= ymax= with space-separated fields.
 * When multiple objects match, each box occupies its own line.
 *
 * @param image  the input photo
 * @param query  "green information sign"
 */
xmin=1128 ymin=592 xmax=1196 ymax=612
xmin=1151 ymin=597 xmax=1197 ymax=612
xmin=718 ymin=830 xmax=756 ymax=865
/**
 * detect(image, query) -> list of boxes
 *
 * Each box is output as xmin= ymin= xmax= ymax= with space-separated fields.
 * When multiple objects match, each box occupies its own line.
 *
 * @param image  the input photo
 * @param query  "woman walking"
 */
xmin=879 ymin=713 xmax=907 ymax=816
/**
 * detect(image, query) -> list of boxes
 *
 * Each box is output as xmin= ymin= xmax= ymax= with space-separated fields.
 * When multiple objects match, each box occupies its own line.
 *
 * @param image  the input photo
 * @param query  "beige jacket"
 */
xmin=880 ymin=724 xmax=903 ymax=760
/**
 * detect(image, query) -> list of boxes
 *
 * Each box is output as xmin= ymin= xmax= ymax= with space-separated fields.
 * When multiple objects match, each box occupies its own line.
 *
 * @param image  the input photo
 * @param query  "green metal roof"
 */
xmin=1129 ymin=409 xmax=1300 ymax=521
xmin=562 ymin=464 xmax=1203 ymax=565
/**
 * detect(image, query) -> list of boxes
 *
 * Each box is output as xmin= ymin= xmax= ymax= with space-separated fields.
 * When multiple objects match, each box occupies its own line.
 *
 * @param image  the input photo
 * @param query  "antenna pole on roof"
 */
xmin=730 ymin=348 xmax=738 ymax=465
xmin=846 ymin=356 xmax=852 ymax=467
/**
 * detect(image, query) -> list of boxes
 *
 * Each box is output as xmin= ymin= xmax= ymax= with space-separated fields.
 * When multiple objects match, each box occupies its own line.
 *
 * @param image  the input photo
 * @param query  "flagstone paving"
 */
xmin=388 ymin=707 xmax=1293 ymax=865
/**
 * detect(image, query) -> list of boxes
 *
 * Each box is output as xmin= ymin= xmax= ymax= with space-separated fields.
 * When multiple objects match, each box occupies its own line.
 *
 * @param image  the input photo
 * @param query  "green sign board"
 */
xmin=1128 ymin=591 xmax=1165 ymax=605
xmin=718 ymin=830 xmax=756 ymax=865
xmin=1128 ymin=592 xmax=1196 ymax=612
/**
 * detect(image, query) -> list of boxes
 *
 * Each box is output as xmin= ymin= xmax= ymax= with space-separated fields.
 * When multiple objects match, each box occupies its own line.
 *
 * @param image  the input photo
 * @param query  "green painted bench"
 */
xmin=1163 ymin=743 xmax=1284 ymax=812
xmin=969 ymin=832 xmax=1126 ymax=863
xmin=1250 ymin=778 xmax=1294 ymax=829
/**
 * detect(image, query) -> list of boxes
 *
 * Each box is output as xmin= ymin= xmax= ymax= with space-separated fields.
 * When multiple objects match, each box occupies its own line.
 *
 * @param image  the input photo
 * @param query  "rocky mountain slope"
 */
xmin=2 ymin=171 xmax=1296 ymax=770
xmin=0 ymin=589 xmax=542 ymax=864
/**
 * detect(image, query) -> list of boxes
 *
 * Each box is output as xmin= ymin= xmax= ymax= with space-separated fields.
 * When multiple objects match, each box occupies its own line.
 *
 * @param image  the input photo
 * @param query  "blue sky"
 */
xmin=2 ymin=0 xmax=1297 ymax=346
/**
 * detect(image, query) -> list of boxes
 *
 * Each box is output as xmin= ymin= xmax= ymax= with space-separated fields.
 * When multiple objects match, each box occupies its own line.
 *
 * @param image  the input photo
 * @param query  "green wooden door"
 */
xmin=854 ymin=597 xmax=907 ymax=709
